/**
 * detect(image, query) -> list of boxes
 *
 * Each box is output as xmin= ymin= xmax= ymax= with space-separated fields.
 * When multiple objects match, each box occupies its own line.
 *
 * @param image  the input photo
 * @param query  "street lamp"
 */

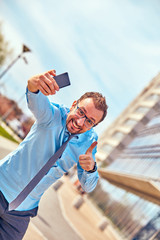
xmin=0 ymin=44 xmax=31 ymax=80
xmin=0 ymin=44 xmax=31 ymax=137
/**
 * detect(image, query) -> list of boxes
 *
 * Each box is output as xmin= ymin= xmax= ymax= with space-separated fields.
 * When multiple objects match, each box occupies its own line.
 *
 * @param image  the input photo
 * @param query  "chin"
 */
xmin=66 ymin=124 xmax=75 ymax=134
xmin=69 ymin=128 xmax=79 ymax=134
xmin=67 ymin=125 xmax=80 ymax=134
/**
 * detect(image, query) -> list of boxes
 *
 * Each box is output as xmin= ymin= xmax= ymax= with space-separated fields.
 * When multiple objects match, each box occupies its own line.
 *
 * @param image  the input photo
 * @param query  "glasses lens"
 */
xmin=75 ymin=105 xmax=94 ymax=129
xmin=85 ymin=119 xmax=94 ymax=128
xmin=76 ymin=107 xmax=85 ymax=117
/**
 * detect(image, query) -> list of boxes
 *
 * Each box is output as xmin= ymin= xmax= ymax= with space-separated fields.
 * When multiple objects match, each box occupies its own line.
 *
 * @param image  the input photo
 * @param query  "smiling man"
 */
xmin=66 ymin=97 xmax=103 ymax=134
xmin=0 ymin=70 xmax=108 ymax=240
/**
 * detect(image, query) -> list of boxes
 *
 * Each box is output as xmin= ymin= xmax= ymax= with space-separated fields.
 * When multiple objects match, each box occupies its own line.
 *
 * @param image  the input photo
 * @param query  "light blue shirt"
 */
xmin=0 ymin=89 xmax=99 ymax=211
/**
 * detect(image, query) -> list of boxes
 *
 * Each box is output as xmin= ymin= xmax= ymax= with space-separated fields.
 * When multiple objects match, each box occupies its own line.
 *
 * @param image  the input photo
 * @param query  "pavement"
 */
xmin=23 ymin=224 xmax=46 ymax=240
xmin=31 ymin=185 xmax=82 ymax=240
xmin=57 ymin=176 xmax=121 ymax=240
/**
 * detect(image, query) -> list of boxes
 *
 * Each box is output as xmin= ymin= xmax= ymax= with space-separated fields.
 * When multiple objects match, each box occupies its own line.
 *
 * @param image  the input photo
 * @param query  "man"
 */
xmin=0 ymin=70 xmax=108 ymax=239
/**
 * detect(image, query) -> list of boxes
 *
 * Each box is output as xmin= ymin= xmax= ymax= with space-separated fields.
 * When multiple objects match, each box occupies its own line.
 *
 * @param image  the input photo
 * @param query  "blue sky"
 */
xmin=0 ymin=0 xmax=160 ymax=134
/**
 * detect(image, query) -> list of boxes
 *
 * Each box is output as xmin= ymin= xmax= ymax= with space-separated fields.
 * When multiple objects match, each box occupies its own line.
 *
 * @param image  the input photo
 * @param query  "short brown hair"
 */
xmin=78 ymin=92 xmax=108 ymax=125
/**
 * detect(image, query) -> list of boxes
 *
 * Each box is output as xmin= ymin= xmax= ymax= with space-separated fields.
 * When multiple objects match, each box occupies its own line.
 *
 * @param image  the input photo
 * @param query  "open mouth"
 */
xmin=71 ymin=119 xmax=81 ymax=130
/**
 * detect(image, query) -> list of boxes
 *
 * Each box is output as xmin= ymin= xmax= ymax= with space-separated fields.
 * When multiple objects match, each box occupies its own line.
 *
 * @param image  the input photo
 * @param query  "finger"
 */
xmin=79 ymin=155 xmax=91 ymax=161
xmin=85 ymin=141 xmax=97 ymax=154
xmin=52 ymin=76 xmax=60 ymax=91
xmin=79 ymin=160 xmax=89 ymax=168
xmin=44 ymin=73 xmax=56 ymax=93
xmin=45 ymin=73 xmax=59 ymax=92
xmin=39 ymin=78 xmax=52 ymax=94
xmin=39 ymin=85 xmax=50 ymax=96
xmin=79 ymin=160 xmax=91 ymax=166
xmin=79 ymin=158 xmax=92 ymax=165
xmin=48 ymin=69 xmax=56 ymax=77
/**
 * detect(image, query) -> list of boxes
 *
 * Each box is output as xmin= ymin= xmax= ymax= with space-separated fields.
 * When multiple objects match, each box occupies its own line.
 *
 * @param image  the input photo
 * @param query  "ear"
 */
xmin=70 ymin=100 xmax=77 ymax=111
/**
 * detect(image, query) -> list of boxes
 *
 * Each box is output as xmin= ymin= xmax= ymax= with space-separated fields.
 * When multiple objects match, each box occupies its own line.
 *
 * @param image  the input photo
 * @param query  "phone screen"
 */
xmin=53 ymin=72 xmax=71 ymax=88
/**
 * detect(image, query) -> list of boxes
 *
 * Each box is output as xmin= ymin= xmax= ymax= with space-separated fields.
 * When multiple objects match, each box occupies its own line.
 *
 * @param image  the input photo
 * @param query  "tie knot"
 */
xmin=67 ymin=134 xmax=78 ymax=142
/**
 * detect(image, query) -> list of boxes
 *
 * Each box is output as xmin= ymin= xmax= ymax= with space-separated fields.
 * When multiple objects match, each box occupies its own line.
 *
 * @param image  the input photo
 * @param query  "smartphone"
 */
xmin=53 ymin=72 xmax=71 ymax=89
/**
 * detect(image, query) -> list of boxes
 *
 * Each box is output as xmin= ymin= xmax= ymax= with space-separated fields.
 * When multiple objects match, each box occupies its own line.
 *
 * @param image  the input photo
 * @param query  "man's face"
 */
xmin=66 ymin=98 xmax=104 ymax=134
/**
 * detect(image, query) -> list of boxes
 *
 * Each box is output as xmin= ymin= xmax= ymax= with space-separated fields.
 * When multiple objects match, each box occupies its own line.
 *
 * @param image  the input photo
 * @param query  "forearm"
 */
xmin=26 ymin=88 xmax=54 ymax=124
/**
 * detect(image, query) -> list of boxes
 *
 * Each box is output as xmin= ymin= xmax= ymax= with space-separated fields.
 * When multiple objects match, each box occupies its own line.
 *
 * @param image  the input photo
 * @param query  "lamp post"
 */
xmin=0 ymin=44 xmax=31 ymax=80
xmin=0 ymin=44 xmax=31 ymax=137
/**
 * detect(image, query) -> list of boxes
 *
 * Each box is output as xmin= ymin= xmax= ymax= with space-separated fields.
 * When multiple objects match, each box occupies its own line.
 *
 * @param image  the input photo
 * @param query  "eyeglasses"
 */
xmin=74 ymin=103 xmax=95 ymax=129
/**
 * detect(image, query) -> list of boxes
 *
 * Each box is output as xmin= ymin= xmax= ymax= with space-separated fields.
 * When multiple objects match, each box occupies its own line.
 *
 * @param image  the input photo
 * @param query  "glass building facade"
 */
xmin=89 ymin=111 xmax=160 ymax=239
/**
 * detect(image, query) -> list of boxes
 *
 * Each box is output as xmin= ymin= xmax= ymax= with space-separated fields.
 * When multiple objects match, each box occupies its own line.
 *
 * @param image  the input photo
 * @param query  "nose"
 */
xmin=77 ymin=117 xmax=85 ymax=126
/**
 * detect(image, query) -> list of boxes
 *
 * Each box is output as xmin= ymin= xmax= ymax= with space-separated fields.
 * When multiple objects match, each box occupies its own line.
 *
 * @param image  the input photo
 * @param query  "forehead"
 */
xmin=78 ymin=98 xmax=103 ymax=123
xmin=79 ymin=98 xmax=95 ymax=108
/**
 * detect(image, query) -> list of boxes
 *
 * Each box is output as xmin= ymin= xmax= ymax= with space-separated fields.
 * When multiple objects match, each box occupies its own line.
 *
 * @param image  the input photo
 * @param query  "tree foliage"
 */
xmin=0 ymin=22 xmax=13 ymax=66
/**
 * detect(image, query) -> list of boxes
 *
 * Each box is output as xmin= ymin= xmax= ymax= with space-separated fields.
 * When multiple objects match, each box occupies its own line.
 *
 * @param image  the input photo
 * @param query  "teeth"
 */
xmin=73 ymin=120 xmax=79 ymax=129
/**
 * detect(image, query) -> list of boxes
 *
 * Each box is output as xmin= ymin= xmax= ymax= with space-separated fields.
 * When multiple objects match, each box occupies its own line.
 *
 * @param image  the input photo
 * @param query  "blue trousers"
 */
xmin=0 ymin=192 xmax=38 ymax=240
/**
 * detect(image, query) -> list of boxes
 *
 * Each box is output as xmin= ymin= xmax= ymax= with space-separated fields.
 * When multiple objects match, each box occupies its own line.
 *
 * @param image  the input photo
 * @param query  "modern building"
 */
xmin=88 ymin=73 xmax=160 ymax=239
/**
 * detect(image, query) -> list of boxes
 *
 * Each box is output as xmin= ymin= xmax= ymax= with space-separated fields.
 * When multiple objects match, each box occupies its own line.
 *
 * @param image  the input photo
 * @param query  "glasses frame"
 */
xmin=74 ymin=103 xmax=95 ymax=129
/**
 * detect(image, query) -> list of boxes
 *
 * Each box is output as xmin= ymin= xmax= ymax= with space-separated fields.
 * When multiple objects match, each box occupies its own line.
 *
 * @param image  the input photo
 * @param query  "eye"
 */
xmin=78 ymin=108 xmax=85 ymax=116
xmin=86 ymin=119 xmax=93 ymax=126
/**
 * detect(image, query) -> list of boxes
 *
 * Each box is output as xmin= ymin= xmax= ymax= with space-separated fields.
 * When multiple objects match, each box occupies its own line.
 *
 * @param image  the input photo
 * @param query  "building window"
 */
xmin=145 ymin=94 xmax=160 ymax=101
xmin=135 ymin=106 xmax=149 ymax=114
xmin=123 ymin=118 xmax=137 ymax=127
xmin=156 ymin=83 xmax=160 ymax=89
xmin=101 ymin=144 xmax=113 ymax=154
xmin=112 ymin=131 xmax=124 ymax=141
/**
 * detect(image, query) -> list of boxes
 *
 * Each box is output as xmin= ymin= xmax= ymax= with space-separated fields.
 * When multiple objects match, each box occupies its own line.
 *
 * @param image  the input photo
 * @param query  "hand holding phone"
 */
xmin=53 ymin=72 xmax=71 ymax=89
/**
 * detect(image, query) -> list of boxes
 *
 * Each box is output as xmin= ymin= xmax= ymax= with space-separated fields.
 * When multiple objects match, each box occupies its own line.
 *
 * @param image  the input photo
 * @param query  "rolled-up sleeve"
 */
xmin=26 ymin=88 xmax=55 ymax=124
xmin=77 ymin=140 xmax=99 ymax=193
xmin=77 ymin=161 xmax=99 ymax=193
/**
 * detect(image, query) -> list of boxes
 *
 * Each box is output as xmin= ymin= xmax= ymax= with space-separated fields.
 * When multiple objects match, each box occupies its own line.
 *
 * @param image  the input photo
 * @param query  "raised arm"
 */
xmin=26 ymin=70 xmax=60 ymax=124
xmin=27 ymin=70 xmax=59 ymax=95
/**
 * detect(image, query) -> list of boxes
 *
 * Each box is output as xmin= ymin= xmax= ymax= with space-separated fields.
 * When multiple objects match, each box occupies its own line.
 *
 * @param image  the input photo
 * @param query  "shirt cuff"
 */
xmin=26 ymin=87 xmax=39 ymax=94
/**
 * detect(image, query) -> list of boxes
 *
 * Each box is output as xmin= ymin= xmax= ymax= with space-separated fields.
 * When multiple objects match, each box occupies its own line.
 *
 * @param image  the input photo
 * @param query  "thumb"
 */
xmin=85 ymin=141 xmax=97 ymax=154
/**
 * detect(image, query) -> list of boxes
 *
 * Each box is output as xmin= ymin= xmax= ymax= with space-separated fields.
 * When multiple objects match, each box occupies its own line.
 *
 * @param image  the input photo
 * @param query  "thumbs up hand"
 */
xmin=79 ymin=141 xmax=97 ymax=172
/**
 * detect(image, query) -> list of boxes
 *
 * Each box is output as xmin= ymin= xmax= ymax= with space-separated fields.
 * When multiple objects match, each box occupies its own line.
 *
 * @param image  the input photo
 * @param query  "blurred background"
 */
xmin=0 ymin=1 xmax=160 ymax=240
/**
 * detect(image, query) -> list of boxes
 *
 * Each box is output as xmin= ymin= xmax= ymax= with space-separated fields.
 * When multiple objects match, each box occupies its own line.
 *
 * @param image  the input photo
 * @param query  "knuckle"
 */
xmin=39 ymin=74 xmax=44 ymax=80
xmin=48 ymin=80 xmax=53 ymax=87
xmin=44 ymin=72 xmax=49 ymax=77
